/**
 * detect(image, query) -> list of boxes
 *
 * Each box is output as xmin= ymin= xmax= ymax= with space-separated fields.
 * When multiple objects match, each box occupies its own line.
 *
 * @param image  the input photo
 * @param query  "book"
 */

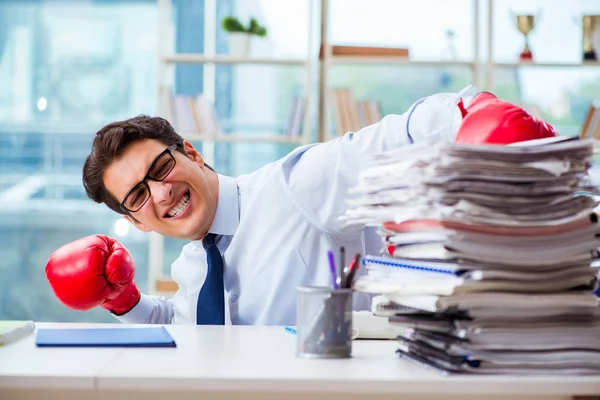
xmin=319 ymin=44 xmax=410 ymax=59
xmin=35 ymin=326 xmax=176 ymax=348
xmin=580 ymin=103 xmax=600 ymax=139
xmin=0 ymin=320 xmax=35 ymax=345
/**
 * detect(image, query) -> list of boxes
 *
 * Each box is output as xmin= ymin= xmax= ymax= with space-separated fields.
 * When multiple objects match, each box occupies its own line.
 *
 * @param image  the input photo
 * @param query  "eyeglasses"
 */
xmin=120 ymin=144 xmax=178 ymax=213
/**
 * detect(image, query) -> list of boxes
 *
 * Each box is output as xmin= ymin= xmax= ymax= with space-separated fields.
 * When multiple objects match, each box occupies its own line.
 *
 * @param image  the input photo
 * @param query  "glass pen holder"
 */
xmin=295 ymin=286 xmax=353 ymax=359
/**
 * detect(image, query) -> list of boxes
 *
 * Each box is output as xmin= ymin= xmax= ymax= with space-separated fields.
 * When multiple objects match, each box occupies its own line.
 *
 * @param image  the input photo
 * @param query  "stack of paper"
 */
xmin=344 ymin=136 xmax=600 ymax=375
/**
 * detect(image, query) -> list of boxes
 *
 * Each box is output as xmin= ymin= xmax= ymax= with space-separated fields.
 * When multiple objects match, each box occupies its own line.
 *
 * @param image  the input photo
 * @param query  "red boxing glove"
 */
xmin=454 ymin=92 xmax=558 ymax=145
xmin=45 ymin=235 xmax=141 ymax=316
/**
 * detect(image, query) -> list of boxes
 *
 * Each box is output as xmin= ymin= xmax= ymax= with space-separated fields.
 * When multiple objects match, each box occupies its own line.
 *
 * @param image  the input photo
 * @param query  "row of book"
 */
xmin=330 ymin=89 xmax=382 ymax=136
xmin=319 ymin=44 xmax=410 ymax=59
xmin=165 ymin=90 xmax=383 ymax=139
xmin=164 ymin=92 xmax=221 ymax=135
xmin=581 ymin=102 xmax=600 ymax=140
xmin=168 ymin=92 xmax=307 ymax=137
xmin=283 ymin=96 xmax=305 ymax=137
xmin=344 ymin=136 xmax=600 ymax=375
xmin=281 ymin=90 xmax=384 ymax=137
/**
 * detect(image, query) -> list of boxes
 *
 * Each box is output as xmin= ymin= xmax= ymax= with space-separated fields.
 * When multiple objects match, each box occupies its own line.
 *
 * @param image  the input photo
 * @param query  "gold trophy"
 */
xmin=514 ymin=14 xmax=536 ymax=61
xmin=581 ymin=15 xmax=600 ymax=61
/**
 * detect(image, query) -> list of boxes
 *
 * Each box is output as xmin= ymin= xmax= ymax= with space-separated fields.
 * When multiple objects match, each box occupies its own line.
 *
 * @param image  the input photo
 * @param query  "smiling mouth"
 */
xmin=165 ymin=190 xmax=191 ymax=218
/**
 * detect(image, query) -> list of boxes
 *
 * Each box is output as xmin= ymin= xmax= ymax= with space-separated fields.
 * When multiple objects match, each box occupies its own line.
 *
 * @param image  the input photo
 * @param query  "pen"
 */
xmin=342 ymin=254 xmax=356 ymax=289
xmin=339 ymin=246 xmax=346 ymax=288
xmin=327 ymin=250 xmax=338 ymax=289
xmin=285 ymin=326 xmax=296 ymax=335
xmin=344 ymin=253 xmax=362 ymax=289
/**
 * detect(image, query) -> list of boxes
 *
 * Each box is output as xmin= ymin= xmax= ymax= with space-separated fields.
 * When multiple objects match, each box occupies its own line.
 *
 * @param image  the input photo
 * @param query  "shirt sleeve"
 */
xmin=112 ymin=245 xmax=197 ymax=325
xmin=112 ymin=293 xmax=175 ymax=324
xmin=281 ymin=86 xmax=479 ymax=236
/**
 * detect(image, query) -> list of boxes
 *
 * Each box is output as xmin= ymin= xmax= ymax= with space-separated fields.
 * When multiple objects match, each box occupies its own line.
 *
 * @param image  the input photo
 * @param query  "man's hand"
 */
xmin=455 ymin=92 xmax=558 ymax=145
xmin=45 ymin=235 xmax=141 ymax=315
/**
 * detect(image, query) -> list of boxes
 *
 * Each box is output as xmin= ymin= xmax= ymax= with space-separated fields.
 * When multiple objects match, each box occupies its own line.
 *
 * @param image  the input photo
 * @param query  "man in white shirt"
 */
xmin=44 ymin=86 xmax=558 ymax=325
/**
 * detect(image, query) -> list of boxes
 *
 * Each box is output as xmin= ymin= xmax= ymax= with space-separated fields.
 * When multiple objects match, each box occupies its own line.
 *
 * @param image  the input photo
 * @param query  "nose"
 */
xmin=147 ymin=180 xmax=173 ymax=204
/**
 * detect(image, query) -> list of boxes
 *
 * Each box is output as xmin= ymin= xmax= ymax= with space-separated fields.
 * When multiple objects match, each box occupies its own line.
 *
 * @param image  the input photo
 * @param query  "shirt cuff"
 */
xmin=112 ymin=293 xmax=154 ymax=324
xmin=457 ymin=85 xmax=480 ymax=108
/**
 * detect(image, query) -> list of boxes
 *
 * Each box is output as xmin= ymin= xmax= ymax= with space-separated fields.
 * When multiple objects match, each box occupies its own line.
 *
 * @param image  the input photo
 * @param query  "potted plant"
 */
xmin=222 ymin=16 xmax=267 ymax=57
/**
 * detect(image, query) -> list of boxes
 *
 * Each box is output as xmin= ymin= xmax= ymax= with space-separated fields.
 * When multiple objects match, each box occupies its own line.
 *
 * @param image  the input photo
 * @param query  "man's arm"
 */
xmin=45 ymin=234 xmax=181 ymax=325
xmin=111 ymin=246 xmax=199 ymax=325
xmin=112 ymin=293 xmax=175 ymax=324
xmin=281 ymin=86 xmax=479 ymax=236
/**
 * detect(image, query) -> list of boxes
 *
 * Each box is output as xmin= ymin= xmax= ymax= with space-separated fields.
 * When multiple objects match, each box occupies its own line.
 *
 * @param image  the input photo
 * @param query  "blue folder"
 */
xmin=35 ymin=326 xmax=176 ymax=347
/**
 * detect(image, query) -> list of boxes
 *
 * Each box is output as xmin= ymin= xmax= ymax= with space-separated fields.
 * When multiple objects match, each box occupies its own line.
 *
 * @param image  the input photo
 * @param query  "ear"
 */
xmin=124 ymin=215 xmax=152 ymax=233
xmin=182 ymin=140 xmax=205 ymax=167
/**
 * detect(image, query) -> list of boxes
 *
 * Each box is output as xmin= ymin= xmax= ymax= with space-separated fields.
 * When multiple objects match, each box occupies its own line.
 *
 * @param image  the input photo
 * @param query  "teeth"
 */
xmin=167 ymin=193 xmax=190 ymax=218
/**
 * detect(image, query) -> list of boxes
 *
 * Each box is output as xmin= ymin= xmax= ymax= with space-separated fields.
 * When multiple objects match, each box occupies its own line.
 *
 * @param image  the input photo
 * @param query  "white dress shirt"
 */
xmin=117 ymin=86 xmax=480 ymax=326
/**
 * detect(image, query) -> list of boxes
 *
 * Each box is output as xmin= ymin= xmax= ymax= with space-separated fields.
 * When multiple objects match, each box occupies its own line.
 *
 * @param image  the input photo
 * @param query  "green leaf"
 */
xmin=221 ymin=16 xmax=246 ymax=33
xmin=247 ymin=17 xmax=267 ymax=37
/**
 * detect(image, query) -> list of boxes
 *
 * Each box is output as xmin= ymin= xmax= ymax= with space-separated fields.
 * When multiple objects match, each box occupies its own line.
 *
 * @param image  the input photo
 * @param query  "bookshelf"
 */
xmin=317 ymin=0 xmax=483 ymax=142
xmin=484 ymin=0 xmax=600 ymax=93
xmin=321 ymin=0 xmax=600 ymax=142
xmin=155 ymin=0 xmax=316 ymax=155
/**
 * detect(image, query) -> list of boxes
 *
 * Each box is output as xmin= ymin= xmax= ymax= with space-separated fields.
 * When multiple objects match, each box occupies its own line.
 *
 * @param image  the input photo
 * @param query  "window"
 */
xmin=0 ymin=0 xmax=158 ymax=323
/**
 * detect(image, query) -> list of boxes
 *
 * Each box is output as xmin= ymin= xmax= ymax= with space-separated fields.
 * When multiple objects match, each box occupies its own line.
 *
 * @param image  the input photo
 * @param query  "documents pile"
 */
xmin=343 ymin=136 xmax=600 ymax=375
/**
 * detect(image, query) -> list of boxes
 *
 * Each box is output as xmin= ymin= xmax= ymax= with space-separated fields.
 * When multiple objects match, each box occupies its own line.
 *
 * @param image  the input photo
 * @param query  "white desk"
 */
xmin=1 ymin=322 xmax=599 ymax=400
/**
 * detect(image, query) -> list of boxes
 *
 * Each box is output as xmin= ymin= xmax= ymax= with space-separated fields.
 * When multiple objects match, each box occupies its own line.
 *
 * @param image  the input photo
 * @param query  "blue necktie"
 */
xmin=196 ymin=233 xmax=225 ymax=325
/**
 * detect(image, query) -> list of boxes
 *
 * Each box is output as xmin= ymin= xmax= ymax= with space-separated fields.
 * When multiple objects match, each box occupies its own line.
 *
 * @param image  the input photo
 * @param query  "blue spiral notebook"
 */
xmin=35 ymin=326 xmax=176 ymax=348
xmin=361 ymin=255 xmax=458 ymax=276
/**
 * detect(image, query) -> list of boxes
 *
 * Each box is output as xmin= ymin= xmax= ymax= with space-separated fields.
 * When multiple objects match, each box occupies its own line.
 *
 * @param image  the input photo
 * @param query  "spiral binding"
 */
xmin=362 ymin=255 xmax=456 ymax=276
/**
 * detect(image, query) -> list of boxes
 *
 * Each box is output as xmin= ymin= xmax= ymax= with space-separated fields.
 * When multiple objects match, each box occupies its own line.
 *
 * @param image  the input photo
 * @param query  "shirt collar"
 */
xmin=190 ymin=173 xmax=239 ymax=248
xmin=208 ymin=173 xmax=239 ymax=236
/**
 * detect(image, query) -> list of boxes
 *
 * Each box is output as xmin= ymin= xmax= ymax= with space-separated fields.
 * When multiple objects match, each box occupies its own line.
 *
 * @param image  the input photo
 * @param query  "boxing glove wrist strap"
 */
xmin=102 ymin=284 xmax=141 ymax=316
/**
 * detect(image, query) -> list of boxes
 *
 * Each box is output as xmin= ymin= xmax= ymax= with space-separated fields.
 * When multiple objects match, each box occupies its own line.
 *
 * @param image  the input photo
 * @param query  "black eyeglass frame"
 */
xmin=119 ymin=143 xmax=179 ymax=213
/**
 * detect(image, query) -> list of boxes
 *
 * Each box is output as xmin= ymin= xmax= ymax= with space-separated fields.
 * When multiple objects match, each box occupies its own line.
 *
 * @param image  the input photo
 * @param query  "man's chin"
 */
xmin=176 ymin=223 xmax=210 ymax=242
